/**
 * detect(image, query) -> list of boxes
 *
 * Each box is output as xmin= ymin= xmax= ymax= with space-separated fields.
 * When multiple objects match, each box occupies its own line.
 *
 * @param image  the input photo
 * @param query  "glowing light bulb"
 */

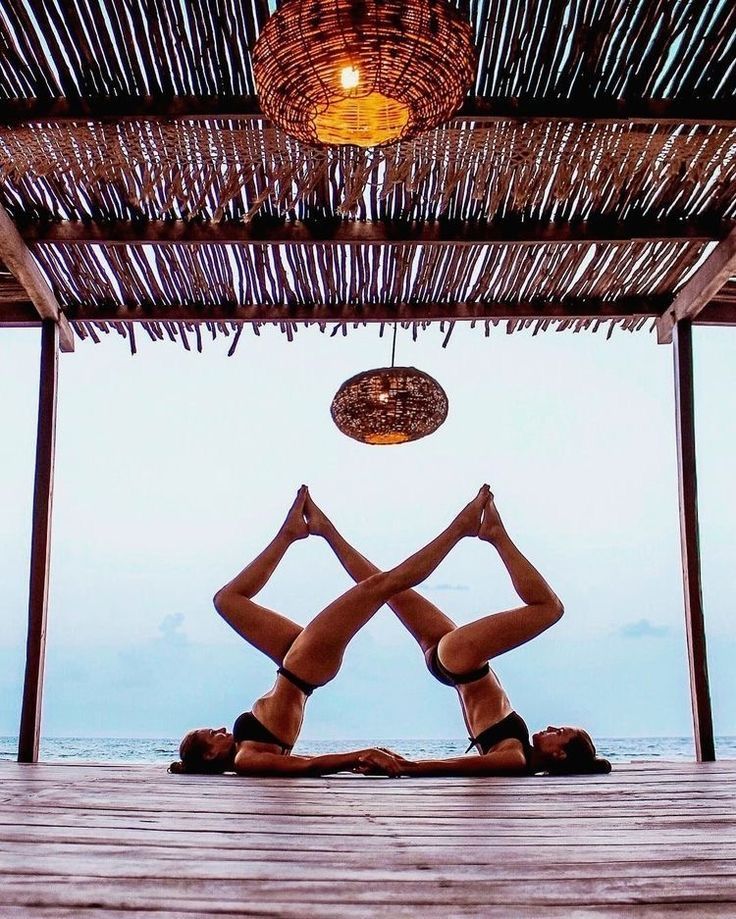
xmin=340 ymin=65 xmax=360 ymax=90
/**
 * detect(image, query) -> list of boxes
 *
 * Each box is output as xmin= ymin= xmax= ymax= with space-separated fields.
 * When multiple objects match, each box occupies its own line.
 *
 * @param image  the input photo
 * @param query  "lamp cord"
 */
xmin=391 ymin=323 xmax=397 ymax=368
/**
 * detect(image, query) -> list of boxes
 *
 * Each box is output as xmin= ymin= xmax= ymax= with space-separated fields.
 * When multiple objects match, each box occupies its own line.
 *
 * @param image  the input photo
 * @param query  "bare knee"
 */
xmin=213 ymin=587 xmax=238 ymax=619
xmin=547 ymin=597 xmax=564 ymax=625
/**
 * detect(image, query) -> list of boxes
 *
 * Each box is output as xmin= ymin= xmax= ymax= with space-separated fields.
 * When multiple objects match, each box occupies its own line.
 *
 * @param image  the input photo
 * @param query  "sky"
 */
xmin=1 ymin=321 xmax=734 ymax=745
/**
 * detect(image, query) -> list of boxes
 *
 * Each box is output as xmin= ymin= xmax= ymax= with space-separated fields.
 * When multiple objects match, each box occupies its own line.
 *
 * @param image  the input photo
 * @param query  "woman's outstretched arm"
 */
xmin=234 ymin=747 xmax=402 ymax=777
xmin=390 ymin=746 xmax=528 ymax=777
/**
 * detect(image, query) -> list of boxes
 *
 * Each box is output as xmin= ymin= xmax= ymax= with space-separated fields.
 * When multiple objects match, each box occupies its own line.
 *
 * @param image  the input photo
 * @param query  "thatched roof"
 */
xmin=0 ymin=0 xmax=734 ymax=351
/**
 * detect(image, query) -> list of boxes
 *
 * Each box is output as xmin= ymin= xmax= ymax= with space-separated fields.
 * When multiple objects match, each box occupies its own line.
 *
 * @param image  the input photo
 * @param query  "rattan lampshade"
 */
xmin=331 ymin=366 xmax=448 ymax=444
xmin=253 ymin=0 xmax=476 ymax=148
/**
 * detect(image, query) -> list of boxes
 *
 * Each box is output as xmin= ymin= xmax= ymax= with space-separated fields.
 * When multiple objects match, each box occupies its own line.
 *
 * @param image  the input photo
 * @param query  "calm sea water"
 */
xmin=1 ymin=736 xmax=735 ymax=763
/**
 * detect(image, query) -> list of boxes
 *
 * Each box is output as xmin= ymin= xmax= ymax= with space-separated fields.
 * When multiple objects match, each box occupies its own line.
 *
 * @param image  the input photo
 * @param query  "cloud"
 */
xmin=425 ymin=583 xmax=469 ymax=592
xmin=159 ymin=612 xmax=188 ymax=646
xmin=619 ymin=618 xmax=670 ymax=639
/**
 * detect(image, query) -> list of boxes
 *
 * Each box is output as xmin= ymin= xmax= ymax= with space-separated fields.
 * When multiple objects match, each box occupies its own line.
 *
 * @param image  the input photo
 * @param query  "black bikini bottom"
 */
xmin=425 ymin=644 xmax=490 ymax=687
xmin=277 ymin=665 xmax=321 ymax=696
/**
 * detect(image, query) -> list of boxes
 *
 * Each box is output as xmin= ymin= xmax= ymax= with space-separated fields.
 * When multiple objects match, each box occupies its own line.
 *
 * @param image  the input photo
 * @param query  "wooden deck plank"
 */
xmin=3 ymin=908 xmax=736 ymax=919
xmin=1 ymin=848 xmax=735 ymax=881
xmin=0 ymin=762 xmax=734 ymax=917
xmin=2 ymin=875 xmax=736 ymax=907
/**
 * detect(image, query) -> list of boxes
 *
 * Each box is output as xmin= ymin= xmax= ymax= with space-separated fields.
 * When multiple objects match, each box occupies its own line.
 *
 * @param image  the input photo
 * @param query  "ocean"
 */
xmin=1 ymin=736 xmax=735 ymax=763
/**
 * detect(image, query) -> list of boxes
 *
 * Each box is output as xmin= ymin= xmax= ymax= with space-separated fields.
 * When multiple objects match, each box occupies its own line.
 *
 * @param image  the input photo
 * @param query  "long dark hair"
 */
xmin=169 ymin=729 xmax=231 ymax=775
xmin=547 ymin=730 xmax=611 ymax=775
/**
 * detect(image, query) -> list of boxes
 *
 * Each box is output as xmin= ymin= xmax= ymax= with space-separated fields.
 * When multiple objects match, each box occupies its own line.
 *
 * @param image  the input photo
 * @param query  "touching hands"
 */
xmin=353 ymin=747 xmax=406 ymax=777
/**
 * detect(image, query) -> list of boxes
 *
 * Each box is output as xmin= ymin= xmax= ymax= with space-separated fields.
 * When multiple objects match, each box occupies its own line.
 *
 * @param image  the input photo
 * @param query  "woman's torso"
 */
xmin=455 ymin=666 xmax=528 ymax=757
xmin=247 ymin=672 xmax=309 ymax=753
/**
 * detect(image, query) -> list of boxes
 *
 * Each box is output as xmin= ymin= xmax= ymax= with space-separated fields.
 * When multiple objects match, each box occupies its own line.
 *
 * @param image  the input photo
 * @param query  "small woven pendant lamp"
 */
xmin=253 ymin=0 xmax=476 ymax=148
xmin=331 ymin=326 xmax=448 ymax=444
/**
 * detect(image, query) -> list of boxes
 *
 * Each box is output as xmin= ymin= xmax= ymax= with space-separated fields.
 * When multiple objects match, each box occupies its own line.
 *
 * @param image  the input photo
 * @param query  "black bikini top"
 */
xmin=231 ymin=667 xmax=322 ymax=755
xmin=232 ymin=711 xmax=292 ymax=754
xmin=468 ymin=711 xmax=533 ymax=764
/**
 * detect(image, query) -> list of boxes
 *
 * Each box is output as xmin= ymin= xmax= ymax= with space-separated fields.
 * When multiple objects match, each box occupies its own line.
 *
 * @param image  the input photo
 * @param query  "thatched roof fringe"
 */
xmin=1 ymin=122 xmax=734 ymax=226
xmin=67 ymin=315 xmax=661 ymax=351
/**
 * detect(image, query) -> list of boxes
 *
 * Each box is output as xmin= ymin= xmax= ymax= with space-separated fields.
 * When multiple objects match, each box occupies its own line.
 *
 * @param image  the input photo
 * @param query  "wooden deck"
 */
xmin=0 ymin=761 xmax=735 ymax=917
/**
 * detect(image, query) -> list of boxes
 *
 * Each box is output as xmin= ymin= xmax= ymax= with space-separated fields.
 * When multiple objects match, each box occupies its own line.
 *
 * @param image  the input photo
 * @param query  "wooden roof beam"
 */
xmin=657 ymin=226 xmax=736 ymax=344
xmin=0 ymin=296 xmax=670 ymax=325
xmin=20 ymin=216 xmax=732 ymax=248
xmin=1 ymin=96 xmax=734 ymax=127
xmin=710 ymin=279 xmax=736 ymax=305
xmin=0 ymin=277 xmax=30 ymax=302
xmin=0 ymin=204 xmax=74 ymax=352
xmin=3 ymin=300 xmax=736 ymax=329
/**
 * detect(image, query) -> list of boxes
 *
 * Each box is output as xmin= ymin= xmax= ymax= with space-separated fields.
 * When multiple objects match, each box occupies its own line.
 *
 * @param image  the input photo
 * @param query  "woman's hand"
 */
xmin=353 ymin=748 xmax=404 ymax=777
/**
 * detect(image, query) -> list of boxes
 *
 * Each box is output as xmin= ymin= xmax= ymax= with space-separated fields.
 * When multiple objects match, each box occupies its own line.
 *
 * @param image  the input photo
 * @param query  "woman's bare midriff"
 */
xmin=251 ymin=674 xmax=309 ymax=748
xmin=456 ymin=667 xmax=513 ymax=741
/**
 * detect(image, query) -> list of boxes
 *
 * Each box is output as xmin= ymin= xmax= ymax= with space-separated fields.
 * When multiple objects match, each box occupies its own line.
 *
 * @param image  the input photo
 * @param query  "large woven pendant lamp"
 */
xmin=331 ymin=326 xmax=448 ymax=444
xmin=252 ymin=0 xmax=476 ymax=148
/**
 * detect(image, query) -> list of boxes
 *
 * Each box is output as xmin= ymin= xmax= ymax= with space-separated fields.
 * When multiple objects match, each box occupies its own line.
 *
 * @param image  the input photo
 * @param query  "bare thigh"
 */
xmin=389 ymin=590 xmax=459 ymax=654
xmin=215 ymin=591 xmax=303 ymax=665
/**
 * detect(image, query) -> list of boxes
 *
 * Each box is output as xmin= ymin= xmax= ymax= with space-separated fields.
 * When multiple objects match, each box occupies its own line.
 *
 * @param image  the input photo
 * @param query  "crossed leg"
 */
xmin=213 ymin=487 xmax=308 ymax=665
xmin=214 ymin=485 xmax=490 ymax=688
xmin=280 ymin=486 xmax=490 ymax=687
xmin=304 ymin=490 xmax=564 ymax=675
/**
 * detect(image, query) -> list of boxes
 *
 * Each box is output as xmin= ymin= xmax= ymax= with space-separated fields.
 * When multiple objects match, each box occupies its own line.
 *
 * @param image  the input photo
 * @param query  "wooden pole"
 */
xmin=18 ymin=321 xmax=59 ymax=763
xmin=672 ymin=320 xmax=715 ymax=762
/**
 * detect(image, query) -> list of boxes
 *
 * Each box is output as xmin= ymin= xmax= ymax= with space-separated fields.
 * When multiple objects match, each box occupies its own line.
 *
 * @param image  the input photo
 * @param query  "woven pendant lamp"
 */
xmin=331 ymin=327 xmax=448 ymax=444
xmin=253 ymin=0 xmax=476 ymax=148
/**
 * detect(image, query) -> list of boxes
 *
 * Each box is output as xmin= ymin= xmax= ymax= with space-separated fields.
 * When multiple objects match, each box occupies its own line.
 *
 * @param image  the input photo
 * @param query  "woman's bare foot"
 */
xmin=478 ymin=492 xmax=506 ymax=544
xmin=280 ymin=485 xmax=309 ymax=541
xmin=303 ymin=489 xmax=334 ymax=538
xmin=453 ymin=485 xmax=490 ymax=537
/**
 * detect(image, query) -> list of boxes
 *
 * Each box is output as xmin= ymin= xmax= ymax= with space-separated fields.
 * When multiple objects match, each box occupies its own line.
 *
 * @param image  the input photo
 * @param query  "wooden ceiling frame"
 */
xmin=657 ymin=226 xmax=736 ymax=344
xmin=19 ymin=216 xmax=733 ymax=248
xmin=3 ymin=300 xmax=736 ymax=328
xmin=1 ymin=97 xmax=734 ymax=126
xmin=0 ymin=203 xmax=74 ymax=352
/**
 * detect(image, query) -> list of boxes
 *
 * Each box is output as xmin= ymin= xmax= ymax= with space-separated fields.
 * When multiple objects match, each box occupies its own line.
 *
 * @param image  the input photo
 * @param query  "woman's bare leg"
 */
xmin=437 ymin=493 xmax=564 ymax=673
xmin=213 ymin=487 xmax=308 ymax=664
xmin=304 ymin=491 xmax=457 ymax=653
xmin=281 ymin=486 xmax=490 ymax=685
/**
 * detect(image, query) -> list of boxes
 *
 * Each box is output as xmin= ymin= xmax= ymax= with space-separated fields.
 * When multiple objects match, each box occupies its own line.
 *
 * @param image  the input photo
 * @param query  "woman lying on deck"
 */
xmin=304 ymin=490 xmax=611 ymax=777
xmin=170 ymin=485 xmax=491 ymax=777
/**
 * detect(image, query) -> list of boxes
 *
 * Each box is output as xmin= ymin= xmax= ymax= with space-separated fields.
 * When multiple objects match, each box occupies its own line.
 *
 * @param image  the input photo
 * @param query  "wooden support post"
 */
xmin=673 ymin=321 xmax=715 ymax=762
xmin=18 ymin=321 xmax=59 ymax=763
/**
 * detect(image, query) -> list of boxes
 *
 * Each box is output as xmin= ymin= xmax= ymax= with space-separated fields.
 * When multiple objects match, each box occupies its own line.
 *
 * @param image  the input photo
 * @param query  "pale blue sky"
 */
xmin=1 ymin=322 xmax=734 ymax=743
